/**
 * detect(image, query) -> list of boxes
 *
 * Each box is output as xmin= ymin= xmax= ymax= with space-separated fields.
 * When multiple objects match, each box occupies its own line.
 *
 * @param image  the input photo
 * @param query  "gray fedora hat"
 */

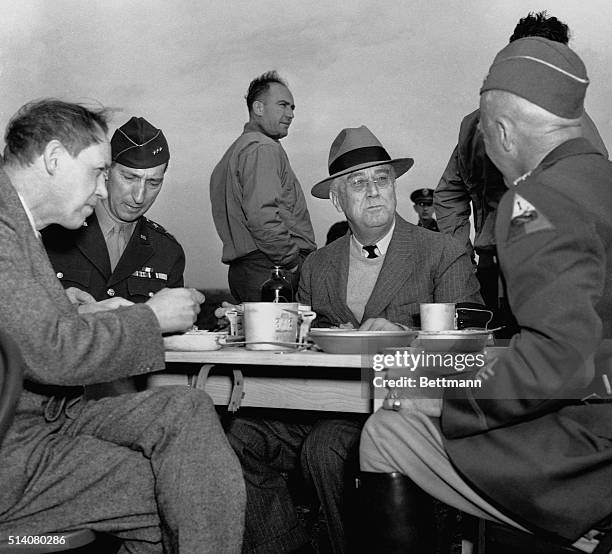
xmin=311 ymin=125 xmax=414 ymax=199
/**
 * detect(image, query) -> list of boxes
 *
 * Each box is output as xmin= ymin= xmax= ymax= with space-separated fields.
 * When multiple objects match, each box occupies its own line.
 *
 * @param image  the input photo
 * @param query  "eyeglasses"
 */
xmin=346 ymin=174 xmax=394 ymax=192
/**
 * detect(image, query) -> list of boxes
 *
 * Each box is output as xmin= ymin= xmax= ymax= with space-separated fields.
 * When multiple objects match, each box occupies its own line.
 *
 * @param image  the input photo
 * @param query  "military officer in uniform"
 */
xmin=410 ymin=188 xmax=439 ymax=232
xmin=359 ymin=37 xmax=612 ymax=553
xmin=43 ymin=116 xmax=184 ymax=394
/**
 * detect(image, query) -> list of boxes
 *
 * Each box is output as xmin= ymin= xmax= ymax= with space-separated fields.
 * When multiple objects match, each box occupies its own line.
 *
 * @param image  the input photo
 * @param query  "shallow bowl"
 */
xmin=415 ymin=330 xmax=490 ymax=353
xmin=309 ymin=329 xmax=417 ymax=355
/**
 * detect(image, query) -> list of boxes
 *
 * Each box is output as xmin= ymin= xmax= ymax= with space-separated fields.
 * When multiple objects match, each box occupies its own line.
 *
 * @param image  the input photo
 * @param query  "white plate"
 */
xmin=164 ymin=330 xmax=228 ymax=351
xmin=417 ymin=329 xmax=491 ymax=336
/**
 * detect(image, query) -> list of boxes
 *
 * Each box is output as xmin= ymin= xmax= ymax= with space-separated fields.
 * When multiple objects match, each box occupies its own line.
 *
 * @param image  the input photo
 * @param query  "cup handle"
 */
xmin=298 ymin=312 xmax=317 ymax=343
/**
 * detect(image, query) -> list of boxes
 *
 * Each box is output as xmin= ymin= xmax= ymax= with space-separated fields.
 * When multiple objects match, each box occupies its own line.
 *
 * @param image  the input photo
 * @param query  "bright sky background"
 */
xmin=2 ymin=0 xmax=611 ymax=288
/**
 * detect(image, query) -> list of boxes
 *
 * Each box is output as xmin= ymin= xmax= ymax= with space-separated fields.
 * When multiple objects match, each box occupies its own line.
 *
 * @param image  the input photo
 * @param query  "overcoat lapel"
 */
xmin=76 ymin=214 xmax=111 ymax=279
xmin=109 ymin=218 xmax=154 ymax=287
xmin=322 ymin=235 xmax=360 ymax=327
xmin=0 ymin=171 xmax=70 ymax=308
xmin=363 ymin=216 xmax=416 ymax=321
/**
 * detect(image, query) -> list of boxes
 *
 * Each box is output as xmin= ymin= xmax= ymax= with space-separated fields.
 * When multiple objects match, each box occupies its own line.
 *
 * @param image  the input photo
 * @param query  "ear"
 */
xmin=497 ymin=116 xmax=514 ymax=153
xmin=252 ymin=100 xmax=264 ymax=117
xmin=330 ymin=189 xmax=344 ymax=214
xmin=42 ymin=140 xmax=65 ymax=176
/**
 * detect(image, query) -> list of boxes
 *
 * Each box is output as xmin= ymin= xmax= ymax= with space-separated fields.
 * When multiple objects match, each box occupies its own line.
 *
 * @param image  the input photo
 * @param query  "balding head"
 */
xmin=479 ymin=90 xmax=582 ymax=184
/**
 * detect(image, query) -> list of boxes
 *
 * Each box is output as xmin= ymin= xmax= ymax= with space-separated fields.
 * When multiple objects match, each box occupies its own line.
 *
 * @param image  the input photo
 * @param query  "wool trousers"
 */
xmin=226 ymin=415 xmax=363 ymax=554
xmin=0 ymin=386 xmax=246 ymax=553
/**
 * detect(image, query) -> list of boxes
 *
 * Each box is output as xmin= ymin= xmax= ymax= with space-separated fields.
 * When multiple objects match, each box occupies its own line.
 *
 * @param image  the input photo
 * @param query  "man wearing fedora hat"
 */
xmin=360 ymin=37 xmax=612 ymax=553
xmin=226 ymin=126 xmax=481 ymax=553
xmin=43 ymin=116 xmax=184 ymax=396
xmin=410 ymin=188 xmax=439 ymax=232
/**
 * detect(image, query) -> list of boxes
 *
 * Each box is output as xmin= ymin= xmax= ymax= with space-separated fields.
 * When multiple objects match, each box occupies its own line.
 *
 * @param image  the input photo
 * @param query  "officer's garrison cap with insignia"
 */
xmin=111 ymin=117 xmax=170 ymax=169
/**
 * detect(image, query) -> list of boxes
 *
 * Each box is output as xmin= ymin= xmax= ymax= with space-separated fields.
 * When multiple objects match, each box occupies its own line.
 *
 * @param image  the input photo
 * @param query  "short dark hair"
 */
xmin=245 ymin=71 xmax=289 ymax=114
xmin=510 ymin=11 xmax=570 ymax=44
xmin=3 ymin=99 xmax=110 ymax=167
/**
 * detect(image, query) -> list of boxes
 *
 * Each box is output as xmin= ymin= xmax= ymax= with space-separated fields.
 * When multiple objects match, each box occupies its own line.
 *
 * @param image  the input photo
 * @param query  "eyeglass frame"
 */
xmin=344 ymin=169 xmax=396 ymax=193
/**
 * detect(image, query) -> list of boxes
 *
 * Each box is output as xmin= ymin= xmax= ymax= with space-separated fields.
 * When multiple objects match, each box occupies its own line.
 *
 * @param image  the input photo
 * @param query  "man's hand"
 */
xmin=66 ymin=287 xmax=134 ymax=313
xmin=65 ymin=286 xmax=96 ymax=306
xmin=360 ymin=318 xmax=403 ymax=331
xmin=382 ymin=397 xmax=443 ymax=416
xmin=214 ymin=301 xmax=240 ymax=319
xmin=78 ymin=297 xmax=134 ymax=314
xmin=146 ymin=288 xmax=205 ymax=334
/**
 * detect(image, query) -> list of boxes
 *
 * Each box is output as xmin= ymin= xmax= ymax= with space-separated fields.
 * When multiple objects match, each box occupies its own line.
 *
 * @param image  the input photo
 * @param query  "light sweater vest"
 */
xmin=346 ymin=238 xmax=385 ymax=323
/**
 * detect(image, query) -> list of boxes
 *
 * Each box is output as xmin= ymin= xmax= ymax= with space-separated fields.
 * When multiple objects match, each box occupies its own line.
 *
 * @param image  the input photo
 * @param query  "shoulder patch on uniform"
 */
xmin=143 ymin=217 xmax=178 ymax=242
xmin=508 ymin=193 xmax=555 ymax=240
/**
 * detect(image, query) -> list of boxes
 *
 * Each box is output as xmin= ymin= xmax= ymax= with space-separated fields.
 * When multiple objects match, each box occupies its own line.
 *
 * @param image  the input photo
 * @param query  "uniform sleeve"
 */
xmin=434 ymin=145 xmax=475 ymax=260
xmin=432 ymin=235 xmax=482 ymax=304
xmin=167 ymin=242 xmax=185 ymax=288
xmin=0 ymin=223 xmax=165 ymax=386
xmin=442 ymin=187 xmax=605 ymax=437
xmin=240 ymin=143 xmax=300 ymax=268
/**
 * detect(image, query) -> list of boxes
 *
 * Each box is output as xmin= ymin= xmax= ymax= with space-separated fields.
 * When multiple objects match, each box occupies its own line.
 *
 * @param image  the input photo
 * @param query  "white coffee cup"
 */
xmin=420 ymin=303 xmax=456 ymax=331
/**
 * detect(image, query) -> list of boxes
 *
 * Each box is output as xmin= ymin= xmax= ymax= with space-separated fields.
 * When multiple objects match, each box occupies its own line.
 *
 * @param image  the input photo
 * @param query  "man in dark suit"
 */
xmin=0 ymin=99 xmax=245 ymax=553
xmin=227 ymin=126 xmax=481 ymax=553
xmin=43 ymin=116 xmax=184 ymax=396
xmin=360 ymin=38 xmax=612 ymax=553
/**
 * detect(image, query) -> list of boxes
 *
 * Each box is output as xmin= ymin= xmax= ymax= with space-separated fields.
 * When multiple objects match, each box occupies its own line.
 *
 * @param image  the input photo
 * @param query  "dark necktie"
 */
xmin=363 ymin=244 xmax=378 ymax=259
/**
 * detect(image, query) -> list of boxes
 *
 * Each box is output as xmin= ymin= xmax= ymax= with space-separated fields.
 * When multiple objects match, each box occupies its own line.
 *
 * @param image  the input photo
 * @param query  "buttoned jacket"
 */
xmin=42 ymin=214 xmax=184 ymax=303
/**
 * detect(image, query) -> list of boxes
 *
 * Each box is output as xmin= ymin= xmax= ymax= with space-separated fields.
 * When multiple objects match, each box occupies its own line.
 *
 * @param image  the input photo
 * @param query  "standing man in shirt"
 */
xmin=210 ymin=70 xmax=316 ymax=302
xmin=410 ymin=188 xmax=439 ymax=232
xmin=43 ymin=116 xmax=183 ymax=396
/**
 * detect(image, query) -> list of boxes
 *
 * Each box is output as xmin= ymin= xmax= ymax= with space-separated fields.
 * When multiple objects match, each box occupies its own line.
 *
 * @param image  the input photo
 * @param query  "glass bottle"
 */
xmin=261 ymin=266 xmax=293 ymax=303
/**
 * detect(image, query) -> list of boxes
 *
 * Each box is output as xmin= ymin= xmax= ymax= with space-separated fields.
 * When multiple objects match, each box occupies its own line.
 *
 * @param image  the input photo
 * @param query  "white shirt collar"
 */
xmin=351 ymin=219 xmax=395 ymax=258
xmin=17 ymin=193 xmax=41 ymax=239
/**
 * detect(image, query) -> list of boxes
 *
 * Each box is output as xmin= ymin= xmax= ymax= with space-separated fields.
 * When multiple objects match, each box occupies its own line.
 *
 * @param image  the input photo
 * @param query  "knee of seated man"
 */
xmin=152 ymin=385 xmax=215 ymax=417
xmin=360 ymin=412 xmax=390 ymax=450
xmin=302 ymin=420 xmax=360 ymax=469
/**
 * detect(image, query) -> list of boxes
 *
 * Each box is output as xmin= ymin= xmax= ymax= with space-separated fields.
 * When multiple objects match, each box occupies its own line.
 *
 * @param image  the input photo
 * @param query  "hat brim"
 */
xmin=311 ymin=157 xmax=414 ymax=199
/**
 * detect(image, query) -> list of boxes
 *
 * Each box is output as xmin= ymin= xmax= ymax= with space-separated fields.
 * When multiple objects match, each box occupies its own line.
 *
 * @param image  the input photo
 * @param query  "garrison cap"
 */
xmin=111 ymin=117 xmax=170 ymax=169
xmin=480 ymin=37 xmax=588 ymax=119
